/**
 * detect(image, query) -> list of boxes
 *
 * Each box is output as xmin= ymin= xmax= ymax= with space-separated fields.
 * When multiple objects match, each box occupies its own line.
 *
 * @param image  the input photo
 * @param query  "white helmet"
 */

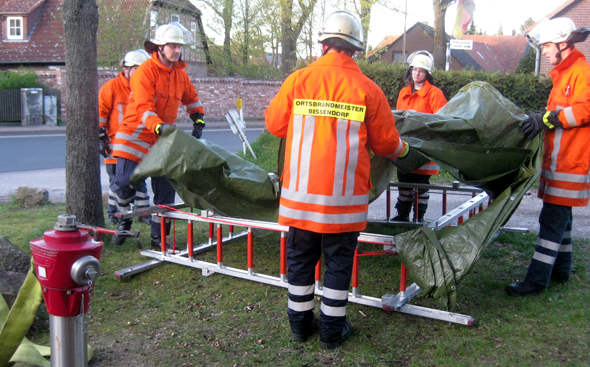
xmin=145 ymin=22 xmax=194 ymax=52
xmin=121 ymin=49 xmax=151 ymax=67
xmin=528 ymin=17 xmax=590 ymax=46
xmin=408 ymin=51 xmax=434 ymax=73
xmin=318 ymin=11 xmax=365 ymax=52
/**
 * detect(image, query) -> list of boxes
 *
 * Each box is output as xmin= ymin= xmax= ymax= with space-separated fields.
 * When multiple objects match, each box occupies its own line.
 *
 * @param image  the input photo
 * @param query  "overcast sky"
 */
xmin=190 ymin=0 xmax=564 ymax=49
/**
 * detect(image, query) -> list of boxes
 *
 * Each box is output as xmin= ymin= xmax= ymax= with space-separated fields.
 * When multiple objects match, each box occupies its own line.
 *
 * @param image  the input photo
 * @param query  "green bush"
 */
xmin=357 ymin=60 xmax=553 ymax=113
xmin=0 ymin=68 xmax=39 ymax=90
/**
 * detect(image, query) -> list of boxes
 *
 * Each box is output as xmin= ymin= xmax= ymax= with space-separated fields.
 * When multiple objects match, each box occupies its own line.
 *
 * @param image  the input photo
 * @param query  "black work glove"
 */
xmin=155 ymin=123 xmax=176 ymax=136
xmin=519 ymin=111 xmax=562 ymax=139
xmin=190 ymin=112 xmax=205 ymax=139
xmin=392 ymin=144 xmax=430 ymax=174
xmin=99 ymin=126 xmax=110 ymax=158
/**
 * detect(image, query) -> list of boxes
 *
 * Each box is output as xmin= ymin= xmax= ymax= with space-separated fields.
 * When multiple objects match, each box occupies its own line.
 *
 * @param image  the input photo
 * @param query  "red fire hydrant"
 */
xmin=30 ymin=214 xmax=103 ymax=367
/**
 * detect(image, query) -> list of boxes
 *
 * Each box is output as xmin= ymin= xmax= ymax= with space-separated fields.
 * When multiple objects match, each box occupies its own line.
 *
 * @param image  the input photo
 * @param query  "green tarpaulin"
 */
xmin=132 ymin=82 xmax=541 ymax=310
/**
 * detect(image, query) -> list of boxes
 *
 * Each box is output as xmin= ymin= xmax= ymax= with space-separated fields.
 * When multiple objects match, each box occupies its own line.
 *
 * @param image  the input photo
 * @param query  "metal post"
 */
xmin=49 ymin=315 xmax=87 ymax=367
xmin=216 ymin=224 xmax=223 ymax=266
xmin=247 ymin=228 xmax=253 ymax=275
xmin=280 ymin=232 xmax=286 ymax=282
xmin=445 ymin=42 xmax=451 ymax=71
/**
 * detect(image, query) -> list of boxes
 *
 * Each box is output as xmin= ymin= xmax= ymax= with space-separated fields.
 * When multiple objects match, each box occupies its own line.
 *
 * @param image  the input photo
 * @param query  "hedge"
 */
xmin=357 ymin=60 xmax=553 ymax=114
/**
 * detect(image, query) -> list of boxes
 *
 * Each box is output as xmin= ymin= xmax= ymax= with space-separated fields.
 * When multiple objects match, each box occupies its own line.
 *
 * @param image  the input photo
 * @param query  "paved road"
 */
xmin=2 ymin=123 xmax=590 ymax=239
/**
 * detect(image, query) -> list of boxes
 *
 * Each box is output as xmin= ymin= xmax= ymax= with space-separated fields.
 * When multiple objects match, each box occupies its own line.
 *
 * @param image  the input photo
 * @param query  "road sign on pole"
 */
xmin=450 ymin=39 xmax=473 ymax=50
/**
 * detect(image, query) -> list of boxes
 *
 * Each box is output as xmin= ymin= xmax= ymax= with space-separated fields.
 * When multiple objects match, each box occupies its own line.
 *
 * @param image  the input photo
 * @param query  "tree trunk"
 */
xmin=223 ymin=0 xmax=235 ymax=66
xmin=433 ymin=1 xmax=448 ymax=70
xmin=63 ymin=0 xmax=104 ymax=227
xmin=280 ymin=0 xmax=318 ymax=76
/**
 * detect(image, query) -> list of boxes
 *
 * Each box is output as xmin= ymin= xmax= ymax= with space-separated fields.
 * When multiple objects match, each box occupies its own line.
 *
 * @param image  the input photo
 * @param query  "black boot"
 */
xmin=150 ymin=235 xmax=176 ymax=252
xmin=551 ymin=271 xmax=570 ymax=284
xmin=291 ymin=316 xmax=318 ymax=342
xmin=111 ymin=220 xmax=132 ymax=246
xmin=320 ymin=319 xmax=351 ymax=350
xmin=505 ymin=279 xmax=545 ymax=296
xmin=392 ymin=200 xmax=412 ymax=222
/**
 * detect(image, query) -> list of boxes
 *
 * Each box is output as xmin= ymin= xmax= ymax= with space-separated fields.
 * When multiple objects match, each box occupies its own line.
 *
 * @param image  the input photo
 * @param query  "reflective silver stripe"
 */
xmin=142 ymin=111 xmax=158 ymax=124
xmin=563 ymin=107 xmax=576 ymax=127
xmin=153 ymin=215 xmax=161 ymax=223
xmin=288 ymin=284 xmax=314 ymax=296
xmin=322 ymin=287 xmax=348 ymax=301
xmin=550 ymin=126 xmax=562 ymax=173
xmin=563 ymin=230 xmax=571 ymax=239
xmin=344 ymin=120 xmax=360 ymax=197
xmin=112 ymin=144 xmax=146 ymax=161
xmin=135 ymin=198 xmax=150 ymax=207
xmin=288 ymin=299 xmax=315 ymax=312
xmin=333 ymin=118 xmax=348 ymax=197
xmin=559 ymin=244 xmax=572 ymax=252
xmin=289 ymin=115 xmax=303 ymax=191
xmin=99 ymin=117 xmax=108 ymax=124
xmin=281 ymin=187 xmax=369 ymax=206
xmin=542 ymin=185 xmax=590 ymax=199
xmin=397 ymin=195 xmax=413 ymax=202
xmin=537 ymin=238 xmax=560 ymax=252
xmin=417 ymin=163 xmax=439 ymax=171
xmin=541 ymin=170 xmax=590 ymax=184
xmin=298 ymin=115 xmax=316 ymax=193
xmin=386 ymin=138 xmax=406 ymax=159
xmin=279 ymin=205 xmax=367 ymax=224
xmin=320 ymin=303 xmax=346 ymax=317
xmin=185 ymin=100 xmax=202 ymax=111
xmin=117 ymin=104 xmax=124 ymax=124
xmin=115 ymin=131 xmax=151 ymax=150
xmin=533 ymin=251 xmax=556 ymax=265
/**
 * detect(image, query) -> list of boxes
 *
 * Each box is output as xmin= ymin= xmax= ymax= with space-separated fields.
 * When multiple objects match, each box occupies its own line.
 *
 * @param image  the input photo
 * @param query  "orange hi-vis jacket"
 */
xmin=99 ymin=72 xmax=130 ymax=165
xmin=112 ymin=52 xmax=204 ymax=163
xmin=539 ymin=47 xmax=590 ymax=207
xmin=265 ymin=52 xmax=407 ymax=234
xmin=396 ymin=80 xmax=447 ymax=175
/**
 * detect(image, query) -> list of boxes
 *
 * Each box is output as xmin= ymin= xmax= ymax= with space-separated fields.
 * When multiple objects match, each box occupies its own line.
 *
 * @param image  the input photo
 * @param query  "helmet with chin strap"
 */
xmin=527 ymin=17 xmax=590 ymax=64
xmin=120 ymin=49 xmax=151 ymax=68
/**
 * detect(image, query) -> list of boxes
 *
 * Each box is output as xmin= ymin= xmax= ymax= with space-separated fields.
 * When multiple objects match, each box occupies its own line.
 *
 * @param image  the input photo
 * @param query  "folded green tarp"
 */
xmin=131 ymin=130 xmax=280 ymax=222
xmin=131 ymin=81 xmax=541 ymax=310
xmin=392 ymin=82 xmax=541 ymax=310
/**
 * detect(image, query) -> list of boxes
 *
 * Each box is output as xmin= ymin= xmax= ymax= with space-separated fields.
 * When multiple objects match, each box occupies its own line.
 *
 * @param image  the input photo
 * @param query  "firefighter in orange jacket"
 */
xmin=111 ymin=22 xmax=206 ymax=249
xmin=265 ymin=11 xmax=411 ymax=349
xmin=99 ymin=49 xmax=152 ymax=227
xmin=393 ymin=51 xmax=447 ymax=222
xmin=507 ymin=18 xmax=590 ymax=296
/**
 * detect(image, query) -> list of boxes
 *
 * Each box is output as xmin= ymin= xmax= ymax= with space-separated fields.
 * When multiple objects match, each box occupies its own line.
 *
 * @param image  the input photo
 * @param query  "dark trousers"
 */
xmin=112 ymin=158 xmax=175 ymax=237
xmin=106 ymin=164 xmax=149 ymax=217
xmin=396 ymin=172 xmax=431 ymax=219
xmin=525 ymin=202 xmax=573 ymax=287
xmin=287 ymin=227 xmax=359 ymax=343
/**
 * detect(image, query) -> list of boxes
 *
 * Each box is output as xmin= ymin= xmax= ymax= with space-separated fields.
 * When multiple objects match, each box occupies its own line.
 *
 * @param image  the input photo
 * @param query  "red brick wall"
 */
xmin=540 ymin=0 xmax=590 ymax=75
xmin=35 ymin=69 xmax=283 ymax=123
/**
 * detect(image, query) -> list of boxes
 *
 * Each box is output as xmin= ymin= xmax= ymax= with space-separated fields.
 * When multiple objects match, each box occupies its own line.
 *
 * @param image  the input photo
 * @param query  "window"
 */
xmin=393 ymin=52 xmax=405 ymax=62
xmin=171 ymin=13 xmax=180 ymax=23
xmin=150 ymin=10 xmax=158 ymax=28
xmin=7 ymin=17 xmax=24 ymax=40
xmin=190 ymin=21 xmax=197 ymax=49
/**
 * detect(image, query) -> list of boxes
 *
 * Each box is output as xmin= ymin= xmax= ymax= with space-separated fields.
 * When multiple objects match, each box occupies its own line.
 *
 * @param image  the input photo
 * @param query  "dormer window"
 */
xmin=171 ymin=13 xmax=179 ymax=23
xmin=7 ymin=16 xmax=24 ymax=40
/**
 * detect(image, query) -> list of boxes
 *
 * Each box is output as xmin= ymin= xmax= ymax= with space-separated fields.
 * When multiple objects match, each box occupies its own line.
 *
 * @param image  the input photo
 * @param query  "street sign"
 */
xmin=450 ymin=39 xmax=473 ymax=50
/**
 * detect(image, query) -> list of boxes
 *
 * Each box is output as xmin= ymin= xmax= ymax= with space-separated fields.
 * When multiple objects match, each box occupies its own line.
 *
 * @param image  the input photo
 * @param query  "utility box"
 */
xmin=44 ymin=95 xmax=58 ymax=126
xmin=21 ymin=88 xmax=44 ymax=126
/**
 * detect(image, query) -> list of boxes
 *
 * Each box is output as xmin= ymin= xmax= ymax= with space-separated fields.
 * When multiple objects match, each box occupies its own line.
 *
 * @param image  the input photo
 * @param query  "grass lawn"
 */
xmin=1 ymin=200 xmax=589 ymax=367
xmin=2 ymin=132 xmax=588 ymax=366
